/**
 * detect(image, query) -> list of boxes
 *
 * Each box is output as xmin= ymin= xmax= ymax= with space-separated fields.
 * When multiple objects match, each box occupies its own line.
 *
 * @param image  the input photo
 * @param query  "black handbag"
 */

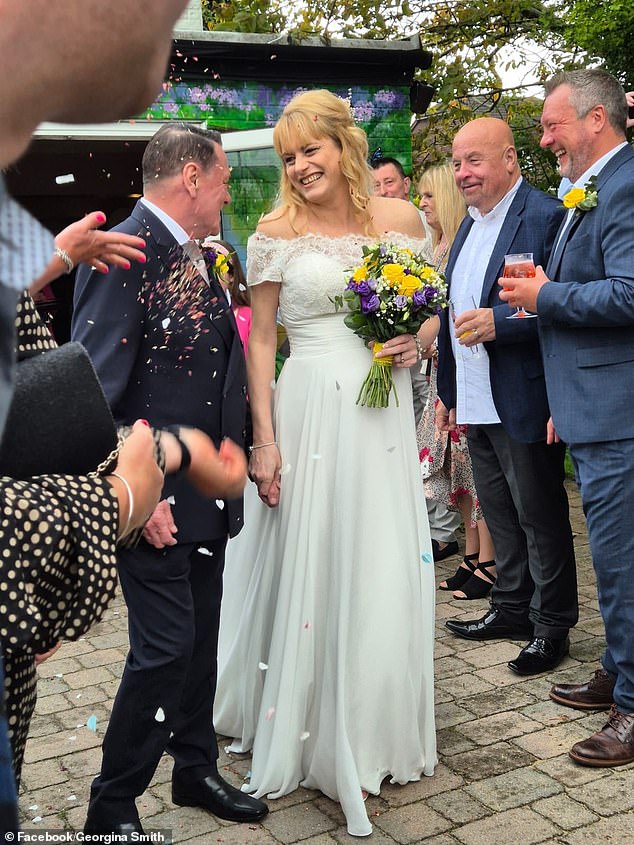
xmin=0 ymin=341 xmax=119 ymax=479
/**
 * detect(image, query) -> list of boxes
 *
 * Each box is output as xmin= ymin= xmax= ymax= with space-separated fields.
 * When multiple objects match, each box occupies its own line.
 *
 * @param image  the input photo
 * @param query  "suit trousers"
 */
xmin=467 ymin=424 xmax=577 ymax=637
xmin=570 ymin=438 xmax=634 ymax=713
xmin=87 ymin=538 xmax=226 ymax=824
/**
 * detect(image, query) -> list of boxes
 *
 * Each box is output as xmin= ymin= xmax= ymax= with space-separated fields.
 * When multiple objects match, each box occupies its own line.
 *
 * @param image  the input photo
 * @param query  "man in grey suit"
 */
xmin=501 ymin=69 xmax=634 ymax=768
xmin=437 ymin=118 xmax=577 ymax=675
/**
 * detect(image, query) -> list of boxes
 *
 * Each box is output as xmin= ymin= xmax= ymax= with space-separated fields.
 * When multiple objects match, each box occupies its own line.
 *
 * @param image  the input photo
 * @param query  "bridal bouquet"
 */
xmin=333 ymin=242 xmax=447 ymax=408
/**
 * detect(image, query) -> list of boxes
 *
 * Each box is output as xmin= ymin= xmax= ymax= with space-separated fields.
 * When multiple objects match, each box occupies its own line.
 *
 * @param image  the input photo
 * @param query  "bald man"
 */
xmin=436 ymin=118 xmax=577 ymax=676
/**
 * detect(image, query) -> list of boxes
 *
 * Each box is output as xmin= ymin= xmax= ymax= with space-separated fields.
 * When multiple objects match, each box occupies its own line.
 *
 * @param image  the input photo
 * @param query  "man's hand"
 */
xmin=142 ymin=499 xmax=178 ymax=548
xmin=435 ymin=400 xmax=457 ymax=432
xmin=454 ymin=306 xmax=496 ymax=345
xmin=546 ymin=416 xmax=560 ymax=445
xmin=498 ymin=265 xmax=549 ymax=313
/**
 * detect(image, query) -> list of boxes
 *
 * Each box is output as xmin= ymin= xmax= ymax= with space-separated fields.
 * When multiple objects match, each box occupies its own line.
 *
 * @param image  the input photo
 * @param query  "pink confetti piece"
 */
xmin=265 ymin=707 xmax=275 ymax=720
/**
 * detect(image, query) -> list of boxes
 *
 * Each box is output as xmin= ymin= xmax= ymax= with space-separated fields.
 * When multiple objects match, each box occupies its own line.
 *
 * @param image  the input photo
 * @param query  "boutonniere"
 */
xmin=562 ymin=176 xmax=598 ymax=212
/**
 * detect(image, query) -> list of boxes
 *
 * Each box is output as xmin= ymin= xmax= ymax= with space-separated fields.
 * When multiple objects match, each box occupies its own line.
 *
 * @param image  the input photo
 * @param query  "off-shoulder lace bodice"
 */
xmin=246 ymin=232 xmax=432 ymax=326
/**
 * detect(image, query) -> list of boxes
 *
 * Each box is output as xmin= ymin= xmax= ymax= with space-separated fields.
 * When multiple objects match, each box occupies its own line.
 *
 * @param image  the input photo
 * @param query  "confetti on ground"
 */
xmin=265 ymin=707 xmax=275 ymax=720
xmin=155 ymin=707 xmax=166 ymax=723
xmin=76 ymin=693 xmax=82 ymax=699
xmin=55 ymin=673 xmax=63 ymax=678
xmin=28 ymin=805 xmax=38 ymax=811
xmin=86 ymin=715 xmax=98 ymax=732
xmin=67 ymin=795 xmax=77 ymax=801
xmin=69 ymin=736 xmax=77 ymax=742
xmin=55 ymin=173 xmax=75 ymax=185
xmin=215 ymin=499 xmax=225 ymax=510
xmin=258 ymin=662 xmax=268 ymax=670
xmin=32 ymin=817 xmax=43 ymax=823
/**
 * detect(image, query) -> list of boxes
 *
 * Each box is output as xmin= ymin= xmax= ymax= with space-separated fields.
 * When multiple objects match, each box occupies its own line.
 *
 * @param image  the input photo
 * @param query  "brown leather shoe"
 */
xmin=569 ymin=706 xmax=634 ymax=767
xmin=549 ymin=668 xmax=615 ymax=710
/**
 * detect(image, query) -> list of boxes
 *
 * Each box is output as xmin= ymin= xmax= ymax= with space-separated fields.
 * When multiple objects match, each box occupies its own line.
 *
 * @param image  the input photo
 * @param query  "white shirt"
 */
xmin=450 ymin=177 xmax=523 ymax=425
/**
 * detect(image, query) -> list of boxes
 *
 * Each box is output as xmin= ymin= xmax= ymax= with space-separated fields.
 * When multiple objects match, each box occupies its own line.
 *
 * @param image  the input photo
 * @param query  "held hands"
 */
xmin=498 ymin=265 xmax=549 ymax=313
xmin=110 ymin=419 xmax=164 ymax=540
xmin=249 ymin=443 xmax=282 ymax=508
xmin=454 ymin=307 xmax=496 ymax=346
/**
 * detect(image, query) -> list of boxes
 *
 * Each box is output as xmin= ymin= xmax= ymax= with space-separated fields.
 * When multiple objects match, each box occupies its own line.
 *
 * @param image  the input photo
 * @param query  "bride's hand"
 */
xmin=249 ymin=444 xmax=282 ymax=508
xmin=375 ymin=334 xmax=418 ymax=368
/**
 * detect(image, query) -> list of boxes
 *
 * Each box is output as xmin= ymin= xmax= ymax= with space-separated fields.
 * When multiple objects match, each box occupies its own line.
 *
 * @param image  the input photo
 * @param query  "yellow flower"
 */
xmin=398 ymin=275 xmax=421 ymax=297
xmin=215 ymin=253 xmax=230 ymax=273
xmin=562 ymin=187 xmax=586 ymax=208
xmin=353 ymin=266 xmax=367 ymax=282
xmin=381 ymin=263 xmax=407 ymax=287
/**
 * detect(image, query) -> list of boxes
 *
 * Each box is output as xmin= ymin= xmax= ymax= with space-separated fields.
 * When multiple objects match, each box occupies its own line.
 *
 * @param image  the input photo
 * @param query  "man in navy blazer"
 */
xmin=501 ymin=70 xmax=634 ymax=768
xmin=72 ymin=124 xmax=267 ymax=835
xmin=436 ymin=118 xmax=577 ymax=675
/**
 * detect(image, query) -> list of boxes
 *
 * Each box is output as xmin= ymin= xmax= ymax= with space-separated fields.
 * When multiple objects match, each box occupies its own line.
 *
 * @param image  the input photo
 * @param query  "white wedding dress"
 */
xmin=215 ymin=232 xmax=437 ymax=837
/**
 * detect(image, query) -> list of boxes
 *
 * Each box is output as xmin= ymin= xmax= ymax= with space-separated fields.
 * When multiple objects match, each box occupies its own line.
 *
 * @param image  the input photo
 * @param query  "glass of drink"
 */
xmin=449 ymin=296 xmax=481 ymax=358
xmin=503 ymin=253 xmax=538 ymax=319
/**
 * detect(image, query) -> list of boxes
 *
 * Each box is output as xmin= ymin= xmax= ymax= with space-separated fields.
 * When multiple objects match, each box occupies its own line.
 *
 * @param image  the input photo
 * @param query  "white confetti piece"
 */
xmin=311 ymin=454 xmax=322 ymax=460
xmin=76 ymin=693 xmax=82 ymax=699
xmin=68 ymin=795 xmax=77 ymax=801
xmin=32 ymin=816 xmax=43 ymax=823
xmin=280 ymin=463 xmax=292 ymax=476
xmin=198 ymin=546 xmax=214 ymax=556
xmin=299 ymin=731 xmax=310 ymax=741
xmin=55 ymin=673 xmax=63 ymax=678
xmin=215 ymin=499 xmax=225 ymax=510
xmin=155 ymin=707 xmax=166 ymax=722
xmin=166 ymin=495 xmax=176 ymax=505
xmin=55 ymin=173 xmax=75 ymax=184
xmin=258 ymin=662 xmax=268 ymax=671
xmin=69 ymin=735 xmax=77 ymax=741
xmin=162 ymin=317 xmax=171 ymax=329
xmin=265 ymin=707 xmax=275 ymax=720
xmin=28 ymin=805 xmax=38 ymax=811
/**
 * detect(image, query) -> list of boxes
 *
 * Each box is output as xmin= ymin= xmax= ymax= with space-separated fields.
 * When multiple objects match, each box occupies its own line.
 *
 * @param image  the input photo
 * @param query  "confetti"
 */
xmin=258 ymin=662 xmax=268 ymax=671
xmin=86 ymin=715 xmax=98 ymax=732
xmin=280 ymin=464 xmax=292 ymax=476
xmin=244 ymin=770 xmax=252 ymax=780
xmin=69 ymin=736 xmax=77 ymax=742
xmin=166 ymin=495 xmax=176 ymax=505
xmin=264 ymin=707 xmax=275 ymax=721
xmin=162 ymin=318 xmax=171 ymax=329
xmin=154 ymin=707 xmax=166 ymax=722
xmin=303 ymin=621 xmax=312 ymax=629
xmin=32 ymin=816 xmax=43 ymax=823
xmin=55 ymin=173 xmax=75 ymax=185
xmin=299 ymin=731 xmax=310 ymax=741
xmin=215 ymin=499 xmax=225 ymax=510
xmin=76 ymin=693 xmax=82 ymax=699
xmin=55 ymin=673 xmax=63 ymax=678
xmin=28 ymin=805 xmax=38 ymax=811
xmin=198 ymin=547 xmax=214 ymax=557
xmin=311 ymin=454 xmax=322 ymax=460
xmin=421 ymin=553 xmax=433 ymax=564
xmin=67 ymin=795 xmax=77 ymax=801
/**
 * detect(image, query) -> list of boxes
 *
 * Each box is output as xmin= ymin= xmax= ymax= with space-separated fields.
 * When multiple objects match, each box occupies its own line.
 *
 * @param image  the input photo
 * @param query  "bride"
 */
xmin=215 ymin=89 xmax=436 ymax=837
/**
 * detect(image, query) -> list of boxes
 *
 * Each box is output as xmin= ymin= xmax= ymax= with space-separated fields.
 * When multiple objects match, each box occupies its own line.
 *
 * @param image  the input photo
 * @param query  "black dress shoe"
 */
xmin=172 ymin=770 xmax=268 ymax=823
xmin=508 ymin=636 xmax=570 ymax=676
xmin=445 ymin=605 xmax=532 ymax=641
xmin=432 ymin=539 xmax=459 ymax=562
xmin=84 ymin=821 xmax=144 ymax=842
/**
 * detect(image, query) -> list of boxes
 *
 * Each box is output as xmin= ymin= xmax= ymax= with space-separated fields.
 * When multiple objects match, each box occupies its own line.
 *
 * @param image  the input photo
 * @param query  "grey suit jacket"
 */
xmin=538 ymin=144 xmax=634 ymax=444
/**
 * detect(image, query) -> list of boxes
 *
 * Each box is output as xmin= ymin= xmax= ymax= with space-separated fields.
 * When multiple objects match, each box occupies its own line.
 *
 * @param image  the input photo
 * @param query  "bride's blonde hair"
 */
xmin=272 ymin=89 xmax=374 ymax=232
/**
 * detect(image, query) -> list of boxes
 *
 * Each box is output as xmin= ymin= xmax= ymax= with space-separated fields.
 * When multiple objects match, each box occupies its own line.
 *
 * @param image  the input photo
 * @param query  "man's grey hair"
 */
xmin=142 ymin=123 xmax=222 ymax=185
xmin=544 ymin=69 xmax=627 ymax=134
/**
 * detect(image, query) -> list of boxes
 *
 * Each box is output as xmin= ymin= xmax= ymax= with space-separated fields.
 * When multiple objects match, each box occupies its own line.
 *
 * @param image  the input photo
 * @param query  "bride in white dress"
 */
xmin=215 ymin=89 xmax=436 ymax=837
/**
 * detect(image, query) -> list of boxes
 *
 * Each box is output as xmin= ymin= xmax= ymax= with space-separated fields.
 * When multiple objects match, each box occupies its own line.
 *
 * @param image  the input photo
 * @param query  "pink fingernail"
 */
xmin=96 ymin=212 xmax=106 ymax=223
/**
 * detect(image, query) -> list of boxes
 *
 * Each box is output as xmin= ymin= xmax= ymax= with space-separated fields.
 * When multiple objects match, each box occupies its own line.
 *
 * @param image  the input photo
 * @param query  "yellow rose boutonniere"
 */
xmin=562 ymin=175 xmax=598 ymax=212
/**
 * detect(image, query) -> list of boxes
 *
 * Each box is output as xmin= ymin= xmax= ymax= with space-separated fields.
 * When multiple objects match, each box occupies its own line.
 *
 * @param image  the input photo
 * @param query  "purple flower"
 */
xmin=412 ymin=289 xmax=428 ymax=308
xmin=356 ymin=280 xmax=372 ymax=296
xmin=361 ymin=294 xmax=380 ymax=313
xmin=367 ymin=278 xmax=377 ymax=290
xmin=394 ymin=295 xmax=408 ymax=309
xmin=424 ymin=285 xmax=437 ymax=302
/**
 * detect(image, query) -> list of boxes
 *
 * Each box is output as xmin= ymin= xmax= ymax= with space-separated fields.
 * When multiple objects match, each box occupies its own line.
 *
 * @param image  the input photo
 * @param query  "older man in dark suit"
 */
xmin=436 ymin=117 xmax=577 ymax=675
xmin=72 ymin=123 xmax=267 ymax=836
xmin=501 ymin=70 xmax=634 ymax=767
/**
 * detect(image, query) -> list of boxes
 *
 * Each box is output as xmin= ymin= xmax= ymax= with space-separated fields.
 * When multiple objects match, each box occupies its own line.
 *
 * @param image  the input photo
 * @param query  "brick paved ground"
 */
xmin=19 ymin=480 xmax=634 ymax=843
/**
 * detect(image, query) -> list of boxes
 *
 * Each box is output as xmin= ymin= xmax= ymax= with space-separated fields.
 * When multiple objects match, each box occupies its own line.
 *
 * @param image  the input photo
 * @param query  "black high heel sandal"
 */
xmin=453 ymin=560 xmax=496 ymax=600
xmin=439 ymin=552 xmax=479 ymax=591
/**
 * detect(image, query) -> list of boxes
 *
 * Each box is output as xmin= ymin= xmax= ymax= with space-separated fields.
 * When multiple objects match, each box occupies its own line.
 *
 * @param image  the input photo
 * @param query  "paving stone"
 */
xmin=435 ymin=673 xmax=495 ymax=700
xmin=379 ymin=766 xmax=463 ymax=807
xmin=427 ymin=788 xmax=491 ymax=824
xmin=464 ymin=767 xmax=561 ymax=811
xmin=61 ymin=666 xmax=115 ymax=689
xmin=262 ymin=802 xmax=337 ymax=843
xmin=460 ymin=687 xmax=538 ymax=718
xmin=63 ymin=684 xmax=109 ymax=708
xmin=535 ymin=754 xmax=614 ymax=788
xmin=142 ymin=805 xmax=222 ymax=840
xmin=511 ymin=719 xmax=597 ymax=760
xmin=33 ymin=692 xmax=73 ymax=716
xmin=568 ymin=768 xmax=634 ymax=815
xmin=434 ymin=702 xmax=475 ymax=731
xmin=436 ymin=728 xmax=477 ymax=758
xmin=434 ymin=656 xmax=477 ymax=680
xmin=443 ymin=741 xmax=537 ymax=781
xmin=373 ymin=801 xmax=452 ymax=843
xmin=55 ymin=703 xmax=110 ymax=731
xmin=456 ymin=711 xmax=543 ymax=746
xmin=519 ymin=701 xmax=587 ymax=726
xmin=451 ymin=807 xmax=559 ymax=845
xmin=458 ymin=641 xmax=520 ymax=669
xmin=23 ymin=728 xmax=101 ymax=764
xmin=27 ymin=714 xmax=62 ymax=739
xmin=77 ymin=646 xmax=128 ymax=669
xmin=561 ymin=813 xmax=634 ymax=844
xmin=36 ymin=656 xmax=83 ymax=678
xmin=331 ymin=824 xmax=395 ymax=844
xmin=533 ymin=793 xmax=598 ymax=829
xmin=186 ymin=827 xmax=279 ymax=845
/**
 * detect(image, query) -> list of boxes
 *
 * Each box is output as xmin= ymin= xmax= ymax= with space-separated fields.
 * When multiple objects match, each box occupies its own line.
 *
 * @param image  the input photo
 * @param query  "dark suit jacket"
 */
xmin=538 ymin=144 xmax=634 ymax=444
xmin=71 ymin=201 xmax=248 ymax=542
xmin=437 ymin=180 xmax=565 ymax=443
